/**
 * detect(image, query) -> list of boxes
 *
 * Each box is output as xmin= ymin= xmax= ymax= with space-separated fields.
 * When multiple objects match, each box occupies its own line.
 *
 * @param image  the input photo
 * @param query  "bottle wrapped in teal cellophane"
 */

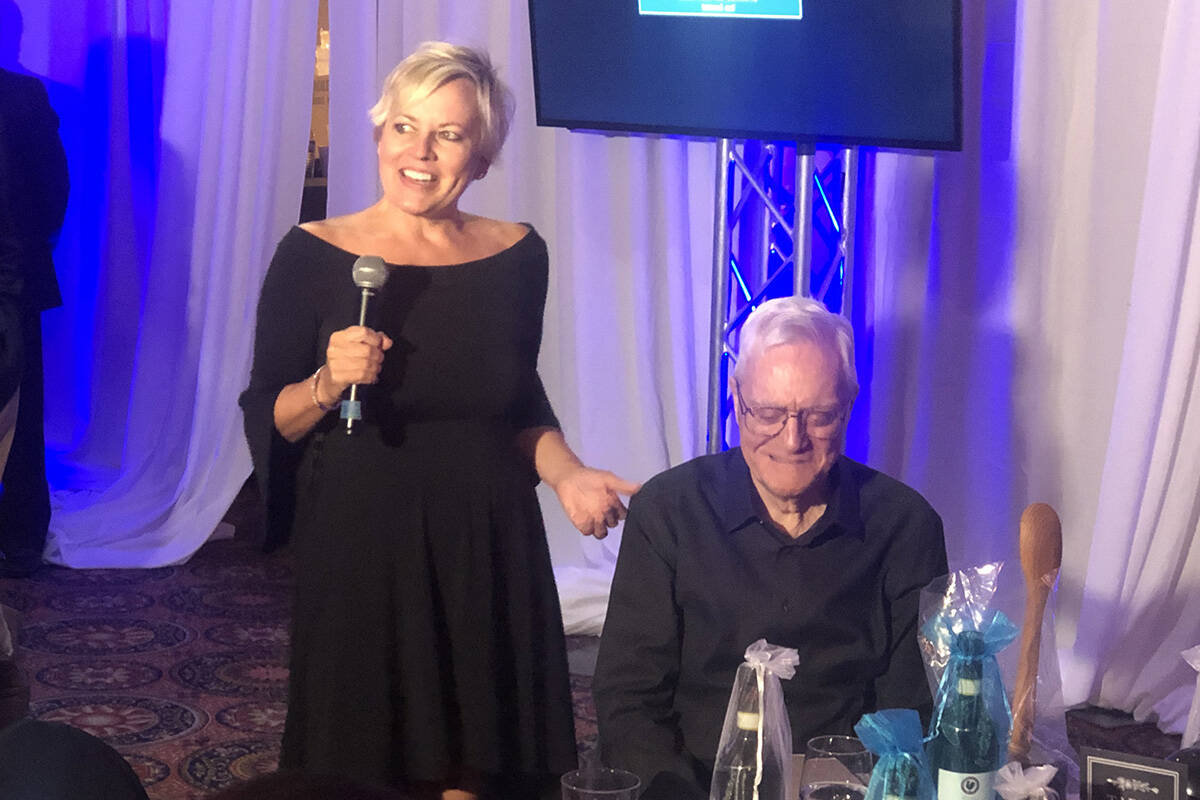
xmin=854 ymin=709 xmax=935 ymax=800
xmin=709 ymin=639 xmax=799 ymax=800
xmin=924 ymin=610 xmax=1018 ymax=800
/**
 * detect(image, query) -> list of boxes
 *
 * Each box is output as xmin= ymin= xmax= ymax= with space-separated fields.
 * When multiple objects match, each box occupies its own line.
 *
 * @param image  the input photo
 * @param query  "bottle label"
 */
xmin=736 ymin=711 xmax=760 ymax=730
xmin=937 ymin=768 xmax=995 ymax=800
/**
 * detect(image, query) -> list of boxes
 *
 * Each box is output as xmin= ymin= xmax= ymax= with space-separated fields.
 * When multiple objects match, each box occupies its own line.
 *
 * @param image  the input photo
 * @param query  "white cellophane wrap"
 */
xmin=1182 ymin=645 xmax=1200 ymax=747
xmin=995 ymin=761 xmax=1059 ymax=800
xmin=709 ymin=640 xmax=799 ymax=800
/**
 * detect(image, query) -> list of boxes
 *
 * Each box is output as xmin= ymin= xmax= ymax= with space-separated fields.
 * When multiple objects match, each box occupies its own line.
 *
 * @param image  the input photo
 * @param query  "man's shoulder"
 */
xmin=0 ymin=68 xmax=36 ymax=85
xmin=0 ymin=70 xmax=58 ymax=144
xmin=618 ymin=451 xmax=742 ymax=565
xmin=0 ymin=68 xmax=50 ymax=107
xmin=842 ymin=457 xmax=927 ymax=502
xmin=840 ymin=457 xmax=943 ymax=535
xmin=635 ymin=449 xmax=741 ymax=505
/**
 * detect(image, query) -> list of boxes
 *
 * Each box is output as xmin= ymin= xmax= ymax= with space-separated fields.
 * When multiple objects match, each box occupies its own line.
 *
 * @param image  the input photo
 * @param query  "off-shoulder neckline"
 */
xmin=291 ymin=223 xmax=537 ymax=269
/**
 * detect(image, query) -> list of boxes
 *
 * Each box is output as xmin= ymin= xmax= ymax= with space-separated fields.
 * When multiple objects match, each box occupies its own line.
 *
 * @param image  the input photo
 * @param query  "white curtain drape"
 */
xmin=325 ymin=0 xmax=715 ymax=632
xmin=36 ymin=0 xmax=319 ymax=566
xmin=862 ymin=0 xmax=1200 ymax=733
xmin=1070 ymin=0 xmax=1200 ymax=731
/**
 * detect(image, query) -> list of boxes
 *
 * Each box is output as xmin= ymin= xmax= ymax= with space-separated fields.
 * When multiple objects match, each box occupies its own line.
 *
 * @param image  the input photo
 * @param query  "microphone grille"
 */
xmin=352 ymin=255 xmax=389 ymax=290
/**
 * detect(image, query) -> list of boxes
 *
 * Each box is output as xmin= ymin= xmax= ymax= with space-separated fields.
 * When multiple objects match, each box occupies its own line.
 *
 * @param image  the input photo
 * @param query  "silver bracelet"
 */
xmin=310 ymin=365 xmax=339 ymax=412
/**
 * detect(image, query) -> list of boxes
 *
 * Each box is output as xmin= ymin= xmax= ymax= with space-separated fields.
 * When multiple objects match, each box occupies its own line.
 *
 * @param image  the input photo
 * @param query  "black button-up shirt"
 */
xmin=594 ymin=450 xmax=948 ymax=793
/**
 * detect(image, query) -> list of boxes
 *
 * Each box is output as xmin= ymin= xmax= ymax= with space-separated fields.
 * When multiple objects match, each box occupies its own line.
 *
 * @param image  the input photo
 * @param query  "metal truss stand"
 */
xmin=706 ymin=139 xmax=859 ymax=453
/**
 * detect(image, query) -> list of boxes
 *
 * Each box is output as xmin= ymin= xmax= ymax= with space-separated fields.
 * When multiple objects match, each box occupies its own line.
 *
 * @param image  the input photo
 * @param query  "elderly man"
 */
xmin=594 ymin=296 xmax=947 ymax=796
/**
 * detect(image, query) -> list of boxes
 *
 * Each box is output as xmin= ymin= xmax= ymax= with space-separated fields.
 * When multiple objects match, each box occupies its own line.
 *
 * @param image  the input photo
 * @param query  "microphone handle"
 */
xmin=344 ymin=287 xmax=375 ymax=434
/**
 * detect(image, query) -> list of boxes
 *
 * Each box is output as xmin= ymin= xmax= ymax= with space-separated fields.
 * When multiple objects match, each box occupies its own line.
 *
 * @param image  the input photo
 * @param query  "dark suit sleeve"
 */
xmin=0 ymin=78 xmax=23 ymax=278
xmin=0 ymin=70 xmax=69 ymax=311
xmin=874 ymin=502 xmax=948 ymax=725
xmin=0 ymin=76 xmax=31 ymax=399
xmin=25 ymin=78 xmax=69 ymax=243
xmin=594 ymin=489 xmax=704 ymax=794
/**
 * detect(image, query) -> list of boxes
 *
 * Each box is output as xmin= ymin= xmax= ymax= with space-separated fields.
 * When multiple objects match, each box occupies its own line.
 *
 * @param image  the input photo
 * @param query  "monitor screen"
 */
xmin=528 ymin=0 xmax=961 ymax=150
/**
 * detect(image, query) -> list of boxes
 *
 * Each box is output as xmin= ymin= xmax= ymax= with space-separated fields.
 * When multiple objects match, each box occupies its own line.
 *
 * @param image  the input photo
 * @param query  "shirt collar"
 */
xmin=798 ymin=457 xmax=865 ymax=544
xmin=712 ymin=448 xmax=759 ymax=534
xmin=713 ymin=450 xmax=865 ymax=542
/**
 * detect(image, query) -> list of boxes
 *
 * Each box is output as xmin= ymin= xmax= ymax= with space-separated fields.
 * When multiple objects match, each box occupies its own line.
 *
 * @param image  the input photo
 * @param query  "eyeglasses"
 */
xmin=734 ymin=381 xmax=845 ymax=438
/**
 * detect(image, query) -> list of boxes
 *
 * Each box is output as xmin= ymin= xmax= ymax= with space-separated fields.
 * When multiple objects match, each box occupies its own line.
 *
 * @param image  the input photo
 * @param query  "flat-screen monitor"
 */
xmin=528 ymin=0 xmax=961 ymax=150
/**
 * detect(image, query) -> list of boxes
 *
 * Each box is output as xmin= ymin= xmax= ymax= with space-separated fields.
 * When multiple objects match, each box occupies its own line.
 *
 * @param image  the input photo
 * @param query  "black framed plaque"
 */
xmin=1082 ymin=747 xmax=1188 ymax=800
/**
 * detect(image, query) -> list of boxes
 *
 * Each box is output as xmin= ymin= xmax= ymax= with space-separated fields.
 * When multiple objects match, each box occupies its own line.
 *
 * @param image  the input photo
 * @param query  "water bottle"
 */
xmin=711 ymin=708 xmax=762 ymax=800
xmin=710 ymin=685 xmax=782 ymax=800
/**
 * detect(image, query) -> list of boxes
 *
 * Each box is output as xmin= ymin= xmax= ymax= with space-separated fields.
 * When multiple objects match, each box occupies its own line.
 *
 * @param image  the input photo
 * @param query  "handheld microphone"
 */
xmin=342 ymin=255 xmax=389 ymax=434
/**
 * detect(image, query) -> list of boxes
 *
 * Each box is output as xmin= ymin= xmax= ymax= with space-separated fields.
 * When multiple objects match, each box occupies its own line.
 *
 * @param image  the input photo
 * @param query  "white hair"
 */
xmin=368 ymin=41 xmax=514 ymax=168
xmin=733 ymin=296 xmax=859 ymax=403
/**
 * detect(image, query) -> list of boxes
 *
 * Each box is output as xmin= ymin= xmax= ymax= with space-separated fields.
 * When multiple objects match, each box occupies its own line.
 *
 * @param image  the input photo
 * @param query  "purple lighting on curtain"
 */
xmin=16 ymin=1 xmax=170 ymax=491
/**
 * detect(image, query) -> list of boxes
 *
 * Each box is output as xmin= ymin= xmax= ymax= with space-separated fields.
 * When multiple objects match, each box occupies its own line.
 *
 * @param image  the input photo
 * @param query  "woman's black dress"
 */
xmin=239 ymin=226 xmax=577 ymax=791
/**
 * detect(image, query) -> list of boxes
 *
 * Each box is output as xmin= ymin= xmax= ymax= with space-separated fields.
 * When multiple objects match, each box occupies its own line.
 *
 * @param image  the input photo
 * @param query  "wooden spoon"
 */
xmin=1008 ymin=502 xmax=1063 ymax=763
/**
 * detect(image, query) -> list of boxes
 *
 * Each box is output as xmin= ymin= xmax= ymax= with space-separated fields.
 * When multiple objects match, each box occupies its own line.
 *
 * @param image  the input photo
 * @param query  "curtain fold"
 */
xmin=326 ymin=0 xmax=403 ymax=218
xmin=41 ymin=0 xmax=319 ymax=566
xmin=1071 ymin=0 xmax=1200 ymax=733
xmin=862 ymin=0 xmax=1198 ymax=731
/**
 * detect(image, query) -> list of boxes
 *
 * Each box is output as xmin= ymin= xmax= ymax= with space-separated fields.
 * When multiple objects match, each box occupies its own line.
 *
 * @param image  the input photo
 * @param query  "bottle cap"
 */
xmin=954 ymin=629 xmax=986 ymax=657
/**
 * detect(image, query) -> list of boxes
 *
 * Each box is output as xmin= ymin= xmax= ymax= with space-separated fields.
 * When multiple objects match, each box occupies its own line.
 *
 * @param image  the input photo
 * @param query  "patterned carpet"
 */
xmin=0 ymin=529 xmax=600 ymax=800
xmin=3 ymin=538 xmax=294 ymax=799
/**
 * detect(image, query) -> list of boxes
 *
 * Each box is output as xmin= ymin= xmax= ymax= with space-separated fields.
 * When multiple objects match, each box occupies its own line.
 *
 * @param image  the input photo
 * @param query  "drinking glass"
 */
xmin=799 ymin=735 xmax=874 ymax=800
xmin=561 ymin=766 xmax=641 ymax=800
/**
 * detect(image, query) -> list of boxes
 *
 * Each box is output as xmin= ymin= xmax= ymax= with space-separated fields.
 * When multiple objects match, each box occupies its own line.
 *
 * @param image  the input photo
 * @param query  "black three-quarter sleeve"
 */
xmin=511 ymin=370 xmax=558 ymax=432
xmin=508 ymin=229 xmax=559 ymax=432
xmin=239 ymin=230 xmax=320 ymax=551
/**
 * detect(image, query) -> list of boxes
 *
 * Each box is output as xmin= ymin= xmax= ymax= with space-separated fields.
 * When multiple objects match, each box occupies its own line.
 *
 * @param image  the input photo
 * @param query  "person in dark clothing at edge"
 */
xmin=0 ymin=55 xmax=69 ymax=579
xmin=594 ymin=296 xmax=948 ymax=798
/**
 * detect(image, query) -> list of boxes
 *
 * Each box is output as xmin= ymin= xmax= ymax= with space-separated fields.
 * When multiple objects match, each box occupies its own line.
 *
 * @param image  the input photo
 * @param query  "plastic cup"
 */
xmin=561 ymin=766 xmax=641 ymax=800
xmin=800 ymin=735 xmax=873 ymax=800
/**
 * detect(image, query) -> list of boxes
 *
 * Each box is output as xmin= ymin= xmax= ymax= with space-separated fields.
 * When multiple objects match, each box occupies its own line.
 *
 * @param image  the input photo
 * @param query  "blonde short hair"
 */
xmin=368 ymin=41 xmax=514 ymax=168
xmin=733 ymin=296 xmax=859 ymax=404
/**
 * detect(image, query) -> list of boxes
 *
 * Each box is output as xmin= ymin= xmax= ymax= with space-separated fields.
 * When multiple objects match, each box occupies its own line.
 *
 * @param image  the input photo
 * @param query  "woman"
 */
xmin=240 ymin=42 xmax=638 ymax=799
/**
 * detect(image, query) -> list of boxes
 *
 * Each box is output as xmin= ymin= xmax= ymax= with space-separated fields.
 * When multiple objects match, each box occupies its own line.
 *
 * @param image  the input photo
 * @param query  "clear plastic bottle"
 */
xmin=711 ymin=710 xmax=762 ymax=800
xmin=710 ymin=678 xmax=782 ymax=800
